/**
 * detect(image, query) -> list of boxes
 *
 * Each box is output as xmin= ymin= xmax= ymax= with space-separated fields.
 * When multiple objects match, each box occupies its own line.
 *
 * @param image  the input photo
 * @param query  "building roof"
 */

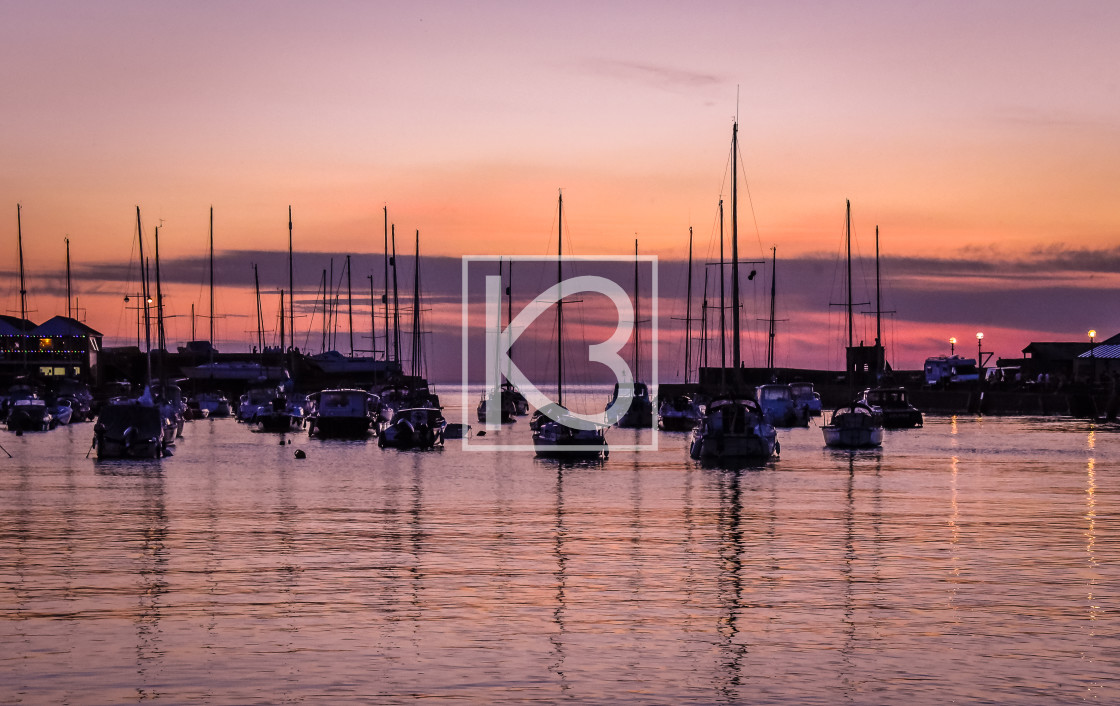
xmin=31 ymin=315 xmax=103 ymax=338
xmin=1021 ymin=342 xmax=1093 ymax=360
xmin=0 ymin=315 xmax=36 ymax=334
xmin=1080 ymin=344 xmax=1120 ymax=360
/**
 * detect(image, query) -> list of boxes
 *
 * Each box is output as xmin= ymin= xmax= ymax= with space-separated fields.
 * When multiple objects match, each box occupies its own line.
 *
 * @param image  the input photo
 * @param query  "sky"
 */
xmin=2 ymin=1 xmax=1119 ymax=380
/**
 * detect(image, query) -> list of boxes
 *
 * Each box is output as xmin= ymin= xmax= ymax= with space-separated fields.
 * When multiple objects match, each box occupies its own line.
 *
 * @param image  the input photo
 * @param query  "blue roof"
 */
xmin=1080 ymin=344 xmax=1120 ymax=360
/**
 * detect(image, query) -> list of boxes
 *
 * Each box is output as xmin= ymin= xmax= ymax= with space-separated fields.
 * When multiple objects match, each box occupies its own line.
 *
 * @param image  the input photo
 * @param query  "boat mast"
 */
xmin=506 ymin=260 xmax=513 ymax=382
xmin=391 ymin=224 xmax=401 ymax=365
xmin=846 ymin=200 xmax=853 ymax=353
xmin=208 ymin=206 xmax=214 ymax=361
xmin=137 ymin=207 xmax=152 ymax=384
xmin=288 ymin=206 xmax=294 ymax=352
xmin=65 ymin=237 xmax=72 ymax=320
xmin=253 ymin=264 xmax=264 ymax=355
xmin=383 ymin=207 xmax=390 ymax=363
xmin=319 ymin=269 xmax=327 ymax=353
xmin=718 ymin=198 xmax=726 ymax=389
xmin=411 ymin=230 xmax=422 ymax=378
xmin=767 ymin=246 xmax=776 ymax=372
xmin=16 ymin=204 xmax=26 ymax=326
xmin=154 ymin=225 xmax=166 ymax=382
xmin=730 ymin=121 xmax=743 ymax=382
xmin=346 ymin=254 xmax=354 ymax=357
xmin=875 ymin=225 xmax=882 ymax=349
xmin=633 ymin=238 xmax=640 ymax=378
xmin=685 ymin=227 xmax=693 ymax=385
xmin=557 ymin=190 xmax=564 ymax=409
xmin=279 ymin=289 xmax=285 ymax=352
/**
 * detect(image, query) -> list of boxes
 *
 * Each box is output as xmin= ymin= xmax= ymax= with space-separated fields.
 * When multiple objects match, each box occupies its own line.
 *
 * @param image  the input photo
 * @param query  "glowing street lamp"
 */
xmin=949 ymin=337 xmax=957 ymax=355
xmin=1089 ymin=330 xmax=1097 ymax=384
xmin=976 ymin=332 xmax=984 ymax=375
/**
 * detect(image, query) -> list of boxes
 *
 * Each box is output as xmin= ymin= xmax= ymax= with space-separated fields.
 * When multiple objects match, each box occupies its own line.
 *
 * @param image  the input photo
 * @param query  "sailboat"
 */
xmin=688 ymin=121 xmax=778 ymax=462
xmin=93 ymin=208 xmax=172 ymax=459
xmin=477 ymin=258 xmax=517 ymax=424
xmin=658 ymin=226 xmax=702 ymax=431
xmin=606 ymin=239 xmax=654 ymax=428
xmin=856 ymin=226 xmax=923 ymax=429
xmin=532 ymin=192 xmax=608 ymax=459
xmin=821 ymin=201 xmax=884 ymax=449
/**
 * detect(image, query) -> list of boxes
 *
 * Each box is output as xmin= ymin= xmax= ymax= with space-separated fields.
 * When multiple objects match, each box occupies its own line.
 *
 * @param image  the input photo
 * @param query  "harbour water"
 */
xmin=1 ymin=395 xmax=1117 ymax=703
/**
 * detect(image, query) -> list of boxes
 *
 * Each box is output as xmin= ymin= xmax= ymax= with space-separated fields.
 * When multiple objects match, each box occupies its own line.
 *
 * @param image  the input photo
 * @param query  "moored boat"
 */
xmin=689 ymin=396 xmax=778 ymax=461
xmin=307 ymin=388 xmax=375 ymax=438
xmin=822 ymin=402 xmax=884 ymax=449
xmin=859 ymin=386 xmax=923 ymax=428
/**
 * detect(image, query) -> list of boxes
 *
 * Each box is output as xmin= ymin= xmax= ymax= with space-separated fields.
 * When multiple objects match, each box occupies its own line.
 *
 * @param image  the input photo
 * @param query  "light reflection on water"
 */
xmin=0 ymin=409 xmax=1117 ymax=704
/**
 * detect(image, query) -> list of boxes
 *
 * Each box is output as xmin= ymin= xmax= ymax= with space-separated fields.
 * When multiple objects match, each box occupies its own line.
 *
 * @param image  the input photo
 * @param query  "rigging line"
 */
xmin=733 ymin=137 xmax=767 ymax=259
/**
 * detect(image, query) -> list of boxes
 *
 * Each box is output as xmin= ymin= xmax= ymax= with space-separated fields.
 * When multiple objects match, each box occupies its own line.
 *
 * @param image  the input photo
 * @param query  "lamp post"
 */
xmin=949 ymin=337 xmax=956 ymax=356
xmin=976 ymin=332 xmax=984 ymax=381
xmin=1089 ymin=330 xmax=1097 ymax=387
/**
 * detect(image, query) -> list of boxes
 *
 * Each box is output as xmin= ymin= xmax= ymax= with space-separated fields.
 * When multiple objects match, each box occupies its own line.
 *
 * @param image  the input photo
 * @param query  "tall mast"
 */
xmin=633 ymin=238 xmax=640 ymax=376
xmin=718 ymin=198 xmax=726 ymax=388
xmin=16 ymin=204 xmax=26 ymax=326
xmin=328 ymin=259 xmax=335 ymax=351
xmin=319 ymin=269 xmax=327 ymax=353
xmin=65 ymin=237 xmax=72 ymax=320
xmin=846 ymin=199 xmax=853 ymax=352
xmin=383 ymin=206 xmax=390 ymax=362
xmin=208 ymin=206 xmax=214 ymax=355
xmin=506 ymin=260 xmax=513 ymax=381
xmin=557 ymin=190 xmax=564 ymax=409
xmin=287 ymin=206 xmax=294 ymax=352
xmin=685 ymin=227 xmax=693 ymax=385
xmin=767 ymin=246 xmax=776 ymax=372
xmin=346 ymin=254 xmax=354 ymax=357
xmin=253 ymin=264 xmax=263 ymax=355
xmin=730 ymin=121 xmax=741 ymax=376
xmin=875 ymin=225 xmax=882 ymax=347
xmin=391 ymin=224 xmax=401 ymax=364
xmin=154 ymin=225 xmax=165 ymax=377
xmin=411 ymin=230 xmax=422 ymax=378
xmin=136 ymin=207 xmax=152 ymax=384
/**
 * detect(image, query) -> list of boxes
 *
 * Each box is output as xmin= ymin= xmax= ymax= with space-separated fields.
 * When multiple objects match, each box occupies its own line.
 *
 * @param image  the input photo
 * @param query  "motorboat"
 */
xmin=7 ymin=398 xmax=56 ymax=432
xmin=307 ymin=389 xmax=375 ymax=438
xmin=657 ymin=393 xmax=702 ymax=431
xmin=789 ymin=382 xmax=822 ymax=417
xmin=822 ymin=402 xmax=884 ymax=449
xmin=378 ymin=406 xmax=447 ymax=449
xmin=477 ymin=386 xmax=516 ymax=424
xmin=859 ymin=387 xmax=923 ymax=428
xmin=93 ymin=400 xmax=169 ymax=459
xmin=532 ymin=408 xmax=608 ymax=460
xmin=193 ymin=391 xmax=232 ymax=418
xmin=755 ymin=384 xmax=809 ymax=427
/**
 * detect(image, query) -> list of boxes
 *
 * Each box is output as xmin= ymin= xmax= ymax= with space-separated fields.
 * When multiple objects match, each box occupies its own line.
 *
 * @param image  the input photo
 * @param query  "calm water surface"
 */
xmin=1 ymin=399 xmax=1117 ymax=704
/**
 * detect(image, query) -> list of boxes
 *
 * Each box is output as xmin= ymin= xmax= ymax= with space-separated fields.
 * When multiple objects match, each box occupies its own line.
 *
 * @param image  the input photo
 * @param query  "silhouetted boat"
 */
xmin=532 ymin=192 xmax=607 ymax=459
xmin=822 ymin=201 xmax=884 ymax=449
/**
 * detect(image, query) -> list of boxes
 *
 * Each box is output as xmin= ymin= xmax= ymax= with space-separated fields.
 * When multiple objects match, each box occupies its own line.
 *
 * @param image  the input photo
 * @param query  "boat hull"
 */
xmin=822 ymin=425 xmax=884 ymax=448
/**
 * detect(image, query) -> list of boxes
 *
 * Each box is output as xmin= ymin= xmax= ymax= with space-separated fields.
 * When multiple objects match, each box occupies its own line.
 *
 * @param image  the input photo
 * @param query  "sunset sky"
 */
xmin=2 ymin=1 xmax=1118 ymax=377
